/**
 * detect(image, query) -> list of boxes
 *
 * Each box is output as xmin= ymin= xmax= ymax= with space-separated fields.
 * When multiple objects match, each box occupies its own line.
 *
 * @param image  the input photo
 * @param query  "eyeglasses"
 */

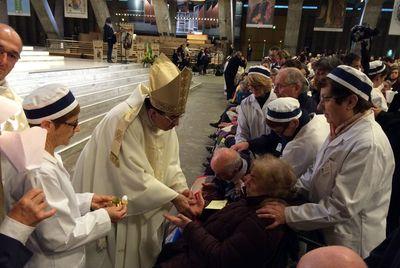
xmin=0 ymin=46 xmax=20 ymax=62
xmin=62 ymin=120 xmax=79 ymax=129
xmin=161 ymin=113 xmax=183 ymax=124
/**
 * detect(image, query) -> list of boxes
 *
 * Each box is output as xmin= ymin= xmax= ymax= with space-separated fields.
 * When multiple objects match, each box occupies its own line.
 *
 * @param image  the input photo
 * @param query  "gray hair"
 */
xmin=284 ymin=67 xmax=309 ymax=92
xmin=212 ymin=148 xmax=242 ymax=174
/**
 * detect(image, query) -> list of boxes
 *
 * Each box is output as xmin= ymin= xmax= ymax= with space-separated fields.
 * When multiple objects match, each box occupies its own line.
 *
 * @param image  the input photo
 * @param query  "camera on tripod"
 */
xmin=350 ymin=25 xmax=380 ymax=42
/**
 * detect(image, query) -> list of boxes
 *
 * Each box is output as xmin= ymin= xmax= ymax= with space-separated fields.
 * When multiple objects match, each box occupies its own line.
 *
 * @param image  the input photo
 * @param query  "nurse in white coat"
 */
xmin=259 ymin=66 xmax=395 ymax=258
xmin=264 ymin=97 xmax=329 ymax=177
xmin=3 ymin=84 xmax=127 ymax=268
xmin=235 ymin=65 xmax=276 ymax=143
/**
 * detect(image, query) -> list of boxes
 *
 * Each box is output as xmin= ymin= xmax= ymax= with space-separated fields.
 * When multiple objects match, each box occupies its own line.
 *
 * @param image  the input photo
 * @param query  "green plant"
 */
xmin=141 ymin=42 xmax=156 ymax=65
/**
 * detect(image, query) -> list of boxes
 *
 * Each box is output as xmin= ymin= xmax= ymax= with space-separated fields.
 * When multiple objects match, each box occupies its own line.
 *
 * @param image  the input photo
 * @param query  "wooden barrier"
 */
xmin=46 ymin=34 xmax=219 ymax=64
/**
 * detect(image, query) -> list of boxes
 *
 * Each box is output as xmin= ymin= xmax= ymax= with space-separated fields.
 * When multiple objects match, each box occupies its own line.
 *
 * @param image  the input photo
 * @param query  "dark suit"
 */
xmin=0 ymin=233 xmax=32 ymax=268
xmin=103 ymin=24 xmax=115 ymax=62
xmin=224 ymin=56 xmax=246 ymax=100
xmin=375 ymin=110 xmax=400 ymax=236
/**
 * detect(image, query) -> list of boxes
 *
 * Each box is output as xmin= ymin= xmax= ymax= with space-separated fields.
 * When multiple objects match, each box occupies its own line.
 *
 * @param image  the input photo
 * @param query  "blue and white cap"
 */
xmin=266 ymin=97 xmax=302 ymax=123
xmin=368 ymin=60 xmax=386 ymax=76
xmin=23 ymin=84 xmax=78 ymax=124
xmin=327 ymin=65 xmax=373 ymax=101
xmin=248 ymin=65 xmax=271 ymax=78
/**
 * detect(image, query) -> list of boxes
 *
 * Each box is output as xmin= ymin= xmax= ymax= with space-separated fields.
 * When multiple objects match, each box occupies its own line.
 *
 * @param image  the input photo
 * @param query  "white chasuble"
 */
xmin=73 ymin=85 xmax=188 ymax=268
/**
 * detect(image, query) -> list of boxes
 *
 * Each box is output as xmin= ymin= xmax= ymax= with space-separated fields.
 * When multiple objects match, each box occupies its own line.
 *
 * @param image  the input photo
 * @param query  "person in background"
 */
xmin=388 ymin=64 xmax=400 ymax=92
xmin=224 ymin=51 xmax=247 ymax=100
xmin=103 ymin=17 xmax=116 ymax=63
xmin=235 ymin=65 xmax=276 ymax=144
xmin=342 ymin=53 xmax=362 ymax=70
xmin=265 ymin=97 xmax=329 ymax=177
xmin=368 ymin=60 xmax=389 ymax=112
xmin=247 ymin=44 xmax=252 ymax=61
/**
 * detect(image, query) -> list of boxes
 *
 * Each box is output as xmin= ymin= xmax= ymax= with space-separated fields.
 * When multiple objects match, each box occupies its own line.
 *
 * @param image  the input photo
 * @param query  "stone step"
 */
xmin=75 ymin=81 xmax=143 ymax=106
xmin=17 ymin=73 xmax=148 ymax=98
xmin=79 ymin=92 xmax=131 ymax=122
xmin=26 ymin=63 xmax=144 ymax=79
xmin=19 ymin=55 xmax=65 ymax=62
xmin=20 ymin=51 xmax=50 ymax=57
xmin=13 ymin=67 xmax=149 ymax=92
xmin=22 ymin=46 xmax=34 ymax=51
xmin=70 ymin=113 xmax=105 ymax=145
xmin=58 ymin=137 xmax=89 ymax=175
xmin=69 ymin=74 xmax=149 ymax=97
xmin=7 ymin=63 xmax=146 ymax=85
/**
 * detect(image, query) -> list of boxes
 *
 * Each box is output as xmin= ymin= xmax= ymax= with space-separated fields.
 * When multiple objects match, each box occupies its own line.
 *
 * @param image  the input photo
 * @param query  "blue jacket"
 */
xmin=0 ymin=233 xmax=32 ymax=268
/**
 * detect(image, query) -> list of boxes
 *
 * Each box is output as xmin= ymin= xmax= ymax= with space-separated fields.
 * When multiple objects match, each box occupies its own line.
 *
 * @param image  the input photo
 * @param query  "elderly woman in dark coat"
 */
xmin=156 ymin=155 xmax=297 ymax=268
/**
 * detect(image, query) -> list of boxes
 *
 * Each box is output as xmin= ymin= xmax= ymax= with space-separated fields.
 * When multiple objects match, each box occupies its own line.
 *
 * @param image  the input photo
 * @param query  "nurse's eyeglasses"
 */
xmin=62 ymin=120 xmax=79 ymax=130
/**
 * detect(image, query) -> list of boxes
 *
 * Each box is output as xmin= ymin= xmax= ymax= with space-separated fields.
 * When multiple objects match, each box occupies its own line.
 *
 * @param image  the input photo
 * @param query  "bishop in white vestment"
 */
xmin=73 ymin=54 xmax=193 ymax=268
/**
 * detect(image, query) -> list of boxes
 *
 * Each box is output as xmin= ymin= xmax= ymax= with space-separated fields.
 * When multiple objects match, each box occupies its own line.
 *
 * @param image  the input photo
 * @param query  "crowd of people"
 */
xmin=172 ymin=43 xmax=215 ymax=76
xmin=0 ymin=20 xmax=400 ymax=268
xmin=202 ymin=43 xmax=400 ymax=267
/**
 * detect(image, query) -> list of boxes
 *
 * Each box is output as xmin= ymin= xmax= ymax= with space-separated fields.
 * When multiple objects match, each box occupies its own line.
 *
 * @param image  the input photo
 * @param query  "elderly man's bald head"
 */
xmin=210 ymin=148 xmax=242 ymax=181
xmin=0 ymin=24 xmax=22 ymax=81
xmin=297 ymin=246 xmax=367 ymax=268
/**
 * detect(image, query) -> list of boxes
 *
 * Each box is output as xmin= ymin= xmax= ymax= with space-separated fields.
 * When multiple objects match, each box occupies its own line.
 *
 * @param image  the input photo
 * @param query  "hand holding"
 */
xmin=190 ymin=191 xmax=205 ymax=217
xmin=231 ymin=142 xmax=249 ymax=152
xmin=104 ymin=205 xmax=127 ymax=223
xmin=181 ymin=189 xmax=196 ymax=206
xmin=8 ymin=188 xmax=56 ymax=227
xmin=172 ymin=194 xmax=194 ymax=218
xmin=91 ymin=194 xmax=114 ymax=210
xmin=256 ymin=201 xmax=287 ymax=230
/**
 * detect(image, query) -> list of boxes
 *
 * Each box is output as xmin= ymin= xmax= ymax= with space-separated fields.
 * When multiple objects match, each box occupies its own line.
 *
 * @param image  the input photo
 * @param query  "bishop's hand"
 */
xmin=164 ymin=213 xmax=192 ymax=229
xmin=172 ymin=194 xmax=194 ymax=218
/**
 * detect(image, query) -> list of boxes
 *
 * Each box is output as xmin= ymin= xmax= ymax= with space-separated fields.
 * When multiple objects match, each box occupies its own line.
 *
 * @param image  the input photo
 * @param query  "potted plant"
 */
xmin=141 ymin=42 xmax=155 ymax=67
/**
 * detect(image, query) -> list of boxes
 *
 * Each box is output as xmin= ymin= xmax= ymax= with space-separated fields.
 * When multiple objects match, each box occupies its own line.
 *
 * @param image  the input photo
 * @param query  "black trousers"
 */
xmin=224 ymin=74 xmax=235 ymax=100
xmin=107 ymin=41 xmax=113 ymax=61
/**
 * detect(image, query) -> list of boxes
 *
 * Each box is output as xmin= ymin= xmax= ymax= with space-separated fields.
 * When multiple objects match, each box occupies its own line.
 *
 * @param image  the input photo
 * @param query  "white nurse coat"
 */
xmin=235 ymin=91 xmax=277 ymax=143
xmin=281 ymin=114 xmax=329 ymax=177
xmin=285 ymin=112 xmax=395 ymax=258
xmin=3 ymin=151 xmax=111 ymax=268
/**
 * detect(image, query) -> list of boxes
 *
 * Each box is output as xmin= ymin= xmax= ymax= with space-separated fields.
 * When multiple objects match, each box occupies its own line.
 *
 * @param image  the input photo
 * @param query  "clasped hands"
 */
xmin=166 ymin=190 xmax=205 ymax=229
xmin=91 ymin=194 xmax=127 ymax=223
xmin=166 ymin=191 xmax=287 ymax=230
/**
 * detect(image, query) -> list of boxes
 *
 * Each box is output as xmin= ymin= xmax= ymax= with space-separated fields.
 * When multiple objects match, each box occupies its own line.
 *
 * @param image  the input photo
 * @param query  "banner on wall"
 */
xmin=7 ymin=0 xmax=30 ymax=16
xmin=93 ymin=40 xmax=103 ymax=62
xmin=64 ymin=0 xmax=88 ymax=19
xmin=119 ymin=23 xmax=135 ymax=57
xmin=314 ymin=0 xmax=346 ymax=32
xmin=246 ymin=0 xmax=275 ymax=28
xmin=389 ymin=0 xmax=400 ymax=35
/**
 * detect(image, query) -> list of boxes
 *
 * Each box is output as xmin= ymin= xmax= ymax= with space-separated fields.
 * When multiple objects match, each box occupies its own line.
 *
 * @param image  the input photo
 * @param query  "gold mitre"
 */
xmin=149 ymin=54 xmax=192 ymax=116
